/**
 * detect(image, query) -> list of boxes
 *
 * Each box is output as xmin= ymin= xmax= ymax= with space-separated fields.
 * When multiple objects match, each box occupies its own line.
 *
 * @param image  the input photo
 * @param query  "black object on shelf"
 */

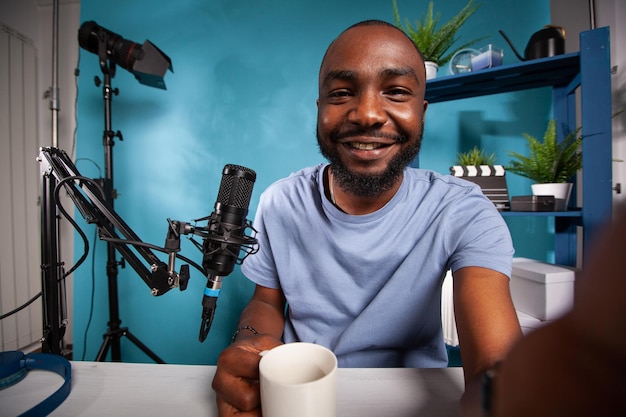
xmin=510 ymin=195 xmax=556 ymax=212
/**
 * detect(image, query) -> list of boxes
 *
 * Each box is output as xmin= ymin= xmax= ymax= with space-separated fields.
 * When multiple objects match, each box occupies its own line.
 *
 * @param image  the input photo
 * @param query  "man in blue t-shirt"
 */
xmin=212 ymin=19 xmax=522 ymax=417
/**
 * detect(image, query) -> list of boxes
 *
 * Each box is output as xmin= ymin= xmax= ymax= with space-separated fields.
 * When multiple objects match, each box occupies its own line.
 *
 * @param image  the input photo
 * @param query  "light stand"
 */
xmin=92 ymin=52 xmax=164 ymax=363
xmin=75 ymin=19 xmax=173 ymax=363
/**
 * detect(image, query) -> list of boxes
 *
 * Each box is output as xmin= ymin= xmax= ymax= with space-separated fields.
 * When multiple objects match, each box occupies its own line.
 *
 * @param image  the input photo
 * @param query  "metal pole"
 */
xmin=102 ymin=68 xmax=123 ymax=361
xmin=50 ymin=0 xmax=59 ymax=147
xmin=588 ymin=0 xmax=596 ymax=30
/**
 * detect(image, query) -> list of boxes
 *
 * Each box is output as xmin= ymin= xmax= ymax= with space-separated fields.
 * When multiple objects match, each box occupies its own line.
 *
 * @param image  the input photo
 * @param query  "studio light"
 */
xmin=78 ymin=20 xmax=173 ymax=89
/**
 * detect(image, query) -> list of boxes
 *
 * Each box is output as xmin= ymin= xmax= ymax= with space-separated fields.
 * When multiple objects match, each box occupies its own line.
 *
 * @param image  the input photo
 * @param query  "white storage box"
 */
xmin=510 ymin=258 xmax=577 ymax=320
xmin=517 ymin=310 xmax=547 ymax=335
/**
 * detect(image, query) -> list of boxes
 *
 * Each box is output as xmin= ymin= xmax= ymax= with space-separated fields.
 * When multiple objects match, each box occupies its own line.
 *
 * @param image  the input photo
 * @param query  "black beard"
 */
xmin=316 ymin=124 xmax=423 ymax=198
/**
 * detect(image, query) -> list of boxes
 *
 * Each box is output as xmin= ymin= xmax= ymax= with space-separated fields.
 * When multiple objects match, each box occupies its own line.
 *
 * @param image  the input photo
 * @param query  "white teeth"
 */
xmin=351 ymin=142 xmax=380 ymax=150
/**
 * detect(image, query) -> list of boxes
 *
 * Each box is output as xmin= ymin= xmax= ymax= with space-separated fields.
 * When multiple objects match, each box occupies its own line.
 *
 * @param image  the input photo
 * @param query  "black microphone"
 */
xmin=199 ymin=164 xmax=257 ymax=342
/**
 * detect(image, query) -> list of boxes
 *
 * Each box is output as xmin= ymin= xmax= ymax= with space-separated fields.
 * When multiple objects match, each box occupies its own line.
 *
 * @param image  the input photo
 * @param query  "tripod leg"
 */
xmin=124 ymin=330 xmax=166 ymax=364
xmin=96 ymin=334 xmax=113 ymax=361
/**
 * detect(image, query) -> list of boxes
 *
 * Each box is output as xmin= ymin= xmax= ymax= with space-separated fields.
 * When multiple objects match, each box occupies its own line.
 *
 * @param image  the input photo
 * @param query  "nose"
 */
xmin=348 ymin=91 xmax=387 ymax=127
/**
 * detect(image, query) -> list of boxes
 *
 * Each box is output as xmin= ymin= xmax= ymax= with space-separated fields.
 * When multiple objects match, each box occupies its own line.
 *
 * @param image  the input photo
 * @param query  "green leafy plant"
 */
xmin=506 ymin=120 xmax=582 ymax=184
xmin=454 ymin=146 xmax=497 ymax=166
xmin=392 ymin=0 xmax=486 ymax=67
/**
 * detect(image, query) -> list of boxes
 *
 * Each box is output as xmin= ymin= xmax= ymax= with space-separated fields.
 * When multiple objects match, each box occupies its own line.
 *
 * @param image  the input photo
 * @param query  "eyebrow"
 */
xmin=322 ymin=69 xmax=356 ymax=85
xmin=322 ymin=67 xmax=419 ymax=85
xmin=381 ymin=67 xmax=418 ymax=80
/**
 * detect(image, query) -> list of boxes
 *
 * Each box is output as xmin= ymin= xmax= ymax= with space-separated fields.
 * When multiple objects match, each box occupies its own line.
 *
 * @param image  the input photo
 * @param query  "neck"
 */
xmin=327 ymin=166 xmax=401 ymax=215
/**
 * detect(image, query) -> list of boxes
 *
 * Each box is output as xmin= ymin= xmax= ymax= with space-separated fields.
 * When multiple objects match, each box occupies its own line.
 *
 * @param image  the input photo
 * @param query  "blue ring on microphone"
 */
xmin=204 ymin=288 xmax=221 ymax=297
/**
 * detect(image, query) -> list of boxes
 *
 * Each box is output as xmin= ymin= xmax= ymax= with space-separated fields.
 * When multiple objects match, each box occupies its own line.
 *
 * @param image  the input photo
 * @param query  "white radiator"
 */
xmin=441 ymin=270 xmax=459 ymax=347
xmin=0 ymin=22 xmax=42 ymax=352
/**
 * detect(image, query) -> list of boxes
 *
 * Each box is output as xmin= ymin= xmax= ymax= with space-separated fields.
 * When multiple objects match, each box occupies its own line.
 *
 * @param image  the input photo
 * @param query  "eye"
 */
xmin=385 ymin=87 xmax=413 ymax=101
xmin=329 ymin=89 xmax=352 ymax=97
xmin=326 ymin=89 xmax=354 ymax=103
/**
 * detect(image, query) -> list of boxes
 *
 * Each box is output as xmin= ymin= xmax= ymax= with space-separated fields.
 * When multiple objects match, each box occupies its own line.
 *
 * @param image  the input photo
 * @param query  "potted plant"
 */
xmin=392 ymin=0 xmax=486 ymax=79
xmin=454 ymin=145 xmax=496 ymax=166
xmin=506 ymin=119 xmax=582 ymax=211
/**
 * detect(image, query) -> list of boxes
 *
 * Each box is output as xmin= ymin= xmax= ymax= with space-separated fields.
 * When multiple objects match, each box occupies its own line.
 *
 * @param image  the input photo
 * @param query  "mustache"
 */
xmin=330 ymin=128 xmax=409 ymax=144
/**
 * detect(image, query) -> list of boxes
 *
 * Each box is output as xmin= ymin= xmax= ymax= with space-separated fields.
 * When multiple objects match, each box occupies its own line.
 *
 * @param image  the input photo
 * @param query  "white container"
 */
xmin=531 ymin=182 xmax=573 ymax=211
xmin=425 ymin=61 xmax=439 ymax=80
xmin=510 ymin=258 xmax=576 ymax=320
xmin=470 ymin=44 xmax=503 ymax=71
xmin=516 ymin=310 xmax=547 ymax=335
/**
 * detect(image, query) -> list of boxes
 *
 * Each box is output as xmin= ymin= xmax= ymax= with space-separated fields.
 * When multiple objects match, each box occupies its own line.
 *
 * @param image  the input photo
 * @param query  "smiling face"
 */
xmin=316 ymin=22 xmax=428 ymax=198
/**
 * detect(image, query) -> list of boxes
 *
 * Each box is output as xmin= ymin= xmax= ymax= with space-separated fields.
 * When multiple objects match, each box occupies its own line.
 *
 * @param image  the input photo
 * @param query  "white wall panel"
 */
xmin=0 ymin=23 xmax=42 ymax=351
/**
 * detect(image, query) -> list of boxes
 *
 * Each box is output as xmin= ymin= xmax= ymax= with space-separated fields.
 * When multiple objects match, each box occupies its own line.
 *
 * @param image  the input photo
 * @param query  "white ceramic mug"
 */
xmin=259 ymin=342 xmax=338 ymax=417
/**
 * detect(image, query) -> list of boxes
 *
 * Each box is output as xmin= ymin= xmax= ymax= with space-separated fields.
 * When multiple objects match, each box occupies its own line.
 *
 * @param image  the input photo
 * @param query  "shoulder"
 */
xmin=404 ymin=167 xmax=483 ymax=199
xmin=258 ymin=164 xmax=324 ymax=205
xmin=403 ymin=168 xmax=507 ymax=232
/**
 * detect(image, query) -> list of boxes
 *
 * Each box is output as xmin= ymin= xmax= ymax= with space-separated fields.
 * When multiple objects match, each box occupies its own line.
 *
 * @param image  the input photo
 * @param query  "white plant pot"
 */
xmin=425 ymin=61 xmax=439 ymax=80
xmin=531 ymin=183 xmax=573 ymax=211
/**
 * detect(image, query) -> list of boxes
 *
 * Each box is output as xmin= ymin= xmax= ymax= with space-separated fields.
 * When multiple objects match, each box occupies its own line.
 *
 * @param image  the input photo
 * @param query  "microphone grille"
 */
xmin=217 ymin=164 xmax=257 ymax=209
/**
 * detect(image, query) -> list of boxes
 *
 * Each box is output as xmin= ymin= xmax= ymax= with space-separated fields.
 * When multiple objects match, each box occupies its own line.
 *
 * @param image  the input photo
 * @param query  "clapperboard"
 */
xmin=450 ymin=165 xmax=510 ymax=211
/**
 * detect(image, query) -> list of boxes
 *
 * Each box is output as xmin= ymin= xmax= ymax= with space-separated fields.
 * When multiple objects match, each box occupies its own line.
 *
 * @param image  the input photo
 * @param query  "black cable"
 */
xmin=75 ymin=158 xmax=102 ymax=178
xmin=72 ymin=47 xmax=96 ymax=361
xmin=81 ymin=226 xmax=98 ymax=361
xmin=51 ymin=175 xmax=101 ymax=361
xmin=0 ymin=292 xmax=42 ymax=320
xmin=71 ymin=47 xmax=80 ymax=160
xmin=36 ymin=167 xmax=208 ymax=357
xmin=54 ymin=176 xmax=96 ymax=277
xmin=52 ymin=174 xmax=205 ymax=276
xmin=0 ymin=176 xmax=95 ymax=322
xmin=54 ymin=174 xmax=100 ymax=360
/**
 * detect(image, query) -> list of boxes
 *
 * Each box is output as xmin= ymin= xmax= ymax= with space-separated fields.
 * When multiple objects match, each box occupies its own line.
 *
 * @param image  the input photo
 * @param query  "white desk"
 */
xmin=0 ymin=361 xmax=465 ymax=417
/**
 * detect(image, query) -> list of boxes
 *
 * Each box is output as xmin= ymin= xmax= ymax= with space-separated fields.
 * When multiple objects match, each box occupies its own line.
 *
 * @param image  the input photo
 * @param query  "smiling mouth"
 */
xmin=348 ymin=142 xmax=390 ymax=150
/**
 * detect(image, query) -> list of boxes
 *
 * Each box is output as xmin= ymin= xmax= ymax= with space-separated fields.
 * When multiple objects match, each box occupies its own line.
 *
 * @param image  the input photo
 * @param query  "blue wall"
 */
xmin=75 ymin=0 xmax=553 ymax=364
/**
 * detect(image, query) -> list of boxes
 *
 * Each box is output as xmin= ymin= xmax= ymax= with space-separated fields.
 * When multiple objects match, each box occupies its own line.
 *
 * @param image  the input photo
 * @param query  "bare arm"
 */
xmin=453 ymin=266 xmax=522 ymax=382
xmin=236 ymin=284 xmax=287 ymax=341
xmin=461 ymin=207 xmax=626 ymax=417
xmin=212 ymin=285 xmax=286 ymax=417
xmin=486 ymin=208 xmax=625 ymax=416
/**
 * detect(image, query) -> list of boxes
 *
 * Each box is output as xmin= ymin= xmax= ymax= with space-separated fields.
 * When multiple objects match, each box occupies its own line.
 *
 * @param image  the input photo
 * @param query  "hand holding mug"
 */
xmin=212 ymin=334 xmax=283 ymax=416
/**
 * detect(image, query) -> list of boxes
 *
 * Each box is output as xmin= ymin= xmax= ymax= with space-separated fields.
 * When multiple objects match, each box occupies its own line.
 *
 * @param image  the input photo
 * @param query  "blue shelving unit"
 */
xmin=425 ymin=27 xmax=613 ymax=267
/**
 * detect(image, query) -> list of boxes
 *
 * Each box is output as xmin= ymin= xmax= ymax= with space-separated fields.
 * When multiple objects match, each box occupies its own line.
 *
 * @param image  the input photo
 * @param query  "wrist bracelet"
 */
xmin=231 ymin=325 xmax=259 ymax=343
xmin=482 ymin=362 xmax=501 ymax=417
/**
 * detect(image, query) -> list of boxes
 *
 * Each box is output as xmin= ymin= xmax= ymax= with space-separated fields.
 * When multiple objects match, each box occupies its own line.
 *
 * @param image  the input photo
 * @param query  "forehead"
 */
xmin=320 ymin=25 xmax=425 ymax=80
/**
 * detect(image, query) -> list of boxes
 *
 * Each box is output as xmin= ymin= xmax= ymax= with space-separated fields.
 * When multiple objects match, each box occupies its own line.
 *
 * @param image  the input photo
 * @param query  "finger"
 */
xmin=216 ymin=396 xmax=261 ymax=417
xmin=237 ymin=334 xmax=284 ymax=354
xmin=217 ymin=345 xmax=263 ymax=380
xmin=213 ymin=365 xmax=261 ymax=411
xmin=217 ymin=336 xmax=283 ymax=380
xmin=212 ymin=336 xmax=283 ymax=412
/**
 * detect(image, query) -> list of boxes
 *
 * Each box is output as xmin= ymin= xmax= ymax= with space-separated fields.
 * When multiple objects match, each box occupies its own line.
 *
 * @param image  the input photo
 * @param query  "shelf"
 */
xmin=425 ymin=52 xmax=580 ymax=103
xmin=501 ymin=210 xmax=582 ymax=218
xmin=422 ymin=27 xmax=612 ymax=267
